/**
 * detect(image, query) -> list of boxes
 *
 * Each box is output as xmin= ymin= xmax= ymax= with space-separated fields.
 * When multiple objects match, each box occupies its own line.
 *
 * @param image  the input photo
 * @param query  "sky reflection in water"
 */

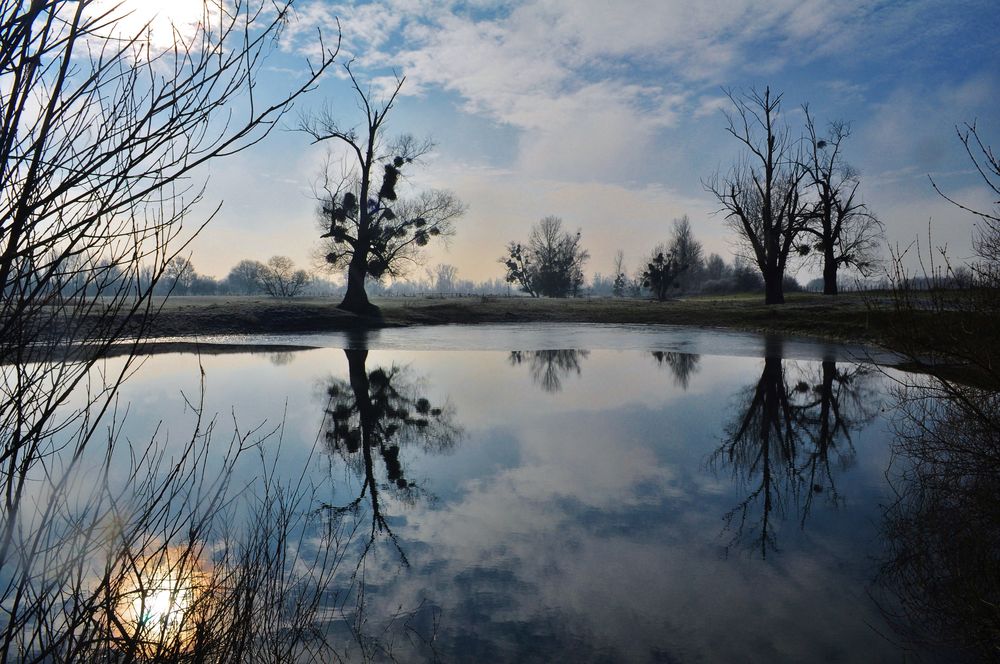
xmin=97 ymin=329 xmax=904 ymax=662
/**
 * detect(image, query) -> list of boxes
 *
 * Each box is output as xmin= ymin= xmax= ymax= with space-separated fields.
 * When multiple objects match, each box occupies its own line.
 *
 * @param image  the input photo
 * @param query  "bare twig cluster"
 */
xmin=0 ymin=1 xmax=343 ymax=659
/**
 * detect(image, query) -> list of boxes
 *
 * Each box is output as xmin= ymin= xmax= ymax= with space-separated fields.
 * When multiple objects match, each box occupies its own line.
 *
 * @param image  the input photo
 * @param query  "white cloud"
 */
xmin=281 ymin=0 xmax=960 ymax=189
xmin=191 ymin=0 xmax=997 ymax=282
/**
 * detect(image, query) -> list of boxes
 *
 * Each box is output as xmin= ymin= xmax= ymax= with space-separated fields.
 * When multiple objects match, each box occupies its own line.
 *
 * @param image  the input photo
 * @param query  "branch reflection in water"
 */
xmin=0 ymin=372 xmax=349 ymax=661
xmin=650 ymin=350 xmax=701 ymax=389
xmin=876 ymin=376 xmax=1000 ymax=660
xmin=712 ymin=337 xmax=879 ymax=557
xmin=508 ymin=349 xmax=589 ymax=393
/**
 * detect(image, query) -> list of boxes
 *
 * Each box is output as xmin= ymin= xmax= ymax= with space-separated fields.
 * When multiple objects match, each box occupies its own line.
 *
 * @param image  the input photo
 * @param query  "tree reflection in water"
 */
xmin=875 ymin=380 xmax=1000 ymax=659
xmin=508 ymin=349 xmax=589 ymax=393
xmin=713 ymin=338 xmax=878 ymax=557
xmin=320 ymin=348 xmax=460 ymax=562
xmin=317 ymin=345 xmax=461 ymax=660
xmin=650 ymin=351 xmax=701 ymax=389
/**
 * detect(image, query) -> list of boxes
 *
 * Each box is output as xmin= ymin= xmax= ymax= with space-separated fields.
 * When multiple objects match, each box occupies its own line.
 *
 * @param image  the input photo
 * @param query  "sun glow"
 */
xmin=111 ymin=547 xmax=209 ymax=656
xmin=89 ymin=0 xmax=222 ymax=50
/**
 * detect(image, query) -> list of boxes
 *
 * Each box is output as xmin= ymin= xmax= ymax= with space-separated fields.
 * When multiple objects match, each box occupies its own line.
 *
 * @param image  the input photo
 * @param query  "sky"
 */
xmin=161 ymin=0 xmax=1000 ymax=284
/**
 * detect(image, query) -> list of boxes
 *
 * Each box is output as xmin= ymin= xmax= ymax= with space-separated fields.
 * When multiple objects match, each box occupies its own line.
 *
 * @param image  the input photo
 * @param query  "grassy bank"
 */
xmin=54 ymin=292 xmax=995 ymax=385
xmin=137 ymin=293 xmax=888 ymax=342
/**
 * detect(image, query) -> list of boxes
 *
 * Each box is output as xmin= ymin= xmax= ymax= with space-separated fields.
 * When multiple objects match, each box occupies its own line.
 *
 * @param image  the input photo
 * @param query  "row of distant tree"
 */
xmin=56 ymin=255 xmax=320 ymax=298
xmin=498 ymin=214 xmax=805 ymax=299
xmin=496 ymin=89 xmax=884 ymax=301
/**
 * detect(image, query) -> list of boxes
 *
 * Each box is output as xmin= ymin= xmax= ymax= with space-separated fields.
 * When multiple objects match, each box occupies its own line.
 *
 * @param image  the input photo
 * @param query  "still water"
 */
xmin=73 ymin=325 xmax=926 ymax=661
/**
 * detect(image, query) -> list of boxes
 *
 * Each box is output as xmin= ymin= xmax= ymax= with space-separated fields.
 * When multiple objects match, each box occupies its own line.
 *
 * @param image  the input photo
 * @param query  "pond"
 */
xmin=4 ymin=324 xmax=980 ymax=662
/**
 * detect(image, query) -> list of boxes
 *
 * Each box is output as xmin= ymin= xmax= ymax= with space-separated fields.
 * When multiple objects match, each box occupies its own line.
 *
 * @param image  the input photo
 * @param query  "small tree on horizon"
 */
xmin=667 ymin=215 xmax=704 ymax=292
xmin=612 ymin=249 xmax=629 ymax=297
xmin=259 ymin=255 xmax=311 ymax=298
xmin=163 ymin=257 xmax=196 ymax=294
xmin=641 ymin=246 xmax=687 ymax=300
xmin=226 ymin=259 xmax=268 ymax=295
xmin=501 ymin=216 xmax=589 ymax=297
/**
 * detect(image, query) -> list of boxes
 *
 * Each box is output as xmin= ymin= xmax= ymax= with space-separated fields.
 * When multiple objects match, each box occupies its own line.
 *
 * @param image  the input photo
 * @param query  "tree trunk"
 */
xmin=764 ymin=270 xmax=785 ymax=305
xmin=338 ymin=252 xmax=380 ymax=316
xmin=345 ymin=349 xmax=385 ymax=526
xmin=817 ymin=361 xmax=835 ymax=453
xmin=822 ymin=248 xmax=838 ymax=295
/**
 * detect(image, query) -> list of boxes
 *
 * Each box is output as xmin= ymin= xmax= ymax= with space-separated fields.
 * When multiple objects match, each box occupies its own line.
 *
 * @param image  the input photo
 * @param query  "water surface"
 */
xmin=73 ymin=326 xmax=930 ymax=661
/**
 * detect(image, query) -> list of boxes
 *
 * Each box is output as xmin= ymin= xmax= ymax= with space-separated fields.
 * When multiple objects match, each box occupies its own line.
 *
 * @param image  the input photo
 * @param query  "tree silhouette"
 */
xmin=258 ymin=256 xmax=311 ymax=298
xmin=641 ymin=248 xmax=686 ymax=300
xmin=705 ymin=87 xmax=809 ymax=304
xmin=798 ymin=108 xmax=882 ymax=294
xmin=712 ymin=340 xmax=878 ymax=556
xmin=501 ymin=217 xmax=589 ymax=297
xmin=225 ymin=259 xmax=268 ymax=295
xmin=0 ymin=6 xmax=338 ymax=656
xmin=320 ymin=349 xmax=460 ymax=561
xmin=667 ymin=216 xmax=705 ymax=292
xmin=302 ymin=65 xmax=464 ymax=316
xmin=508 ymin=350 xmax=590 ymax=393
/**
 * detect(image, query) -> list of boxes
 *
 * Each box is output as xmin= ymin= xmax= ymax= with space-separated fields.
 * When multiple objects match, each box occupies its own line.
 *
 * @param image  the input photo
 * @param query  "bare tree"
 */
xmin=931 ymin=121 xmax=1000 ymax=272
xmin=799 ymin=108 xmax=883 ymax=294
xmin=259 ymin=255 xmax=311 ymax=298
xmin=302 ymin=65 xmax=465 ymax=316
xmin=706 ymin=87 xmax=809 ymax=304
xmin=433 ymin=263 xmax=458 ymax=292
xmin=164 ymin=256 xmax=197 ymax=294
xmin=501 ymin=216 xmax=589 ymax=297
xmin=612 ymin=249 xmax=628 ymax=297
xmin=877 ymin=123 xmax=1000 ymax=380
xmin=0 ymin=0 xmax=337 ymax=452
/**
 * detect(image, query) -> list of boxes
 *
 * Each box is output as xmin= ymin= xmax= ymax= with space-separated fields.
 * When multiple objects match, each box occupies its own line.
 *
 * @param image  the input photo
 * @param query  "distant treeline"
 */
xmin=64 ymin=240 xmax=964 ymax=300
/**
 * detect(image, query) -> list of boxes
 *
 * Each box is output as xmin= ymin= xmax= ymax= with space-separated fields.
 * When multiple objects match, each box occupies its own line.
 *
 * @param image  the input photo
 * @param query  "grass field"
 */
xmin=140 ymin=292 xmax=887 ymax=342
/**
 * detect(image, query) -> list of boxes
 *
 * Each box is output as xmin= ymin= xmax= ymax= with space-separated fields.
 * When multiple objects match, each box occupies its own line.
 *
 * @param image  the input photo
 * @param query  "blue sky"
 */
xmin=182 ymin=0 xmax=1000 ymax=284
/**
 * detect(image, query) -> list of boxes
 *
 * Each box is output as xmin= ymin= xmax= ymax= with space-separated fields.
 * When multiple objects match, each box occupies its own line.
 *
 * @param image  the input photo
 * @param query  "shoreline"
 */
xmin=31 ymin=293 xmax=995 ymax=386
xmin=133 ymin=293 xmax=887 ymax=343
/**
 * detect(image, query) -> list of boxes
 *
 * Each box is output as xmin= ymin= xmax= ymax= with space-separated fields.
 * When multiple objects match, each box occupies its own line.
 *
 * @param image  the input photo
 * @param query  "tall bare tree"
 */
xmin=302 ymin=65 xmax=464 ymax=316
xmin=706 ymin=87 xmax=809 ymax=304
xmin=799 ymin=108 xmax=882 ymax=294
